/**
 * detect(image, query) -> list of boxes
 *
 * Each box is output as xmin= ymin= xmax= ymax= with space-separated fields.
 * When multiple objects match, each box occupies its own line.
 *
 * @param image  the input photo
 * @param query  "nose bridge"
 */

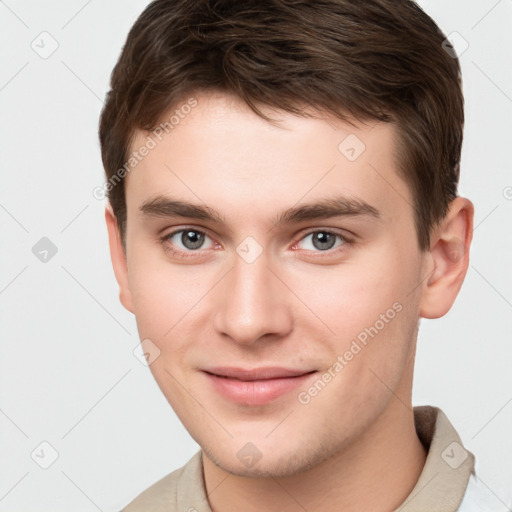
xmin=212 ymin=248 xmax=292 ymax=344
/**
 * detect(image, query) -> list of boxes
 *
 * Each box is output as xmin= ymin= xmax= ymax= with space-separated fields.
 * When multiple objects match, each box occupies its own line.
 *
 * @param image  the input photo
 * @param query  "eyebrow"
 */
xmin=139 ymin=195 xmax=381 ymax=227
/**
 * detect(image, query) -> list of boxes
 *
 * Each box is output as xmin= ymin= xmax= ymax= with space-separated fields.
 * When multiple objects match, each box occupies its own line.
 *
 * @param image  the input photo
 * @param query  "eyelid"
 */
xmin=162 ymin=225 xmax=214 ymax=240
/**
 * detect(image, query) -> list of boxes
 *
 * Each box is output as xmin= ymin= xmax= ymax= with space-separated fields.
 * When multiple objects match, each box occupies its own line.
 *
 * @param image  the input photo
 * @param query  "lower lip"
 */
xmin=204 ymin=371 xmax=316 ymax=405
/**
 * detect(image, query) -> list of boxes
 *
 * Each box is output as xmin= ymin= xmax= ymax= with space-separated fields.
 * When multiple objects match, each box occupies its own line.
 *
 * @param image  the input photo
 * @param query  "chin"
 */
xmin=202 ymin=439 xmax=335 ymax=479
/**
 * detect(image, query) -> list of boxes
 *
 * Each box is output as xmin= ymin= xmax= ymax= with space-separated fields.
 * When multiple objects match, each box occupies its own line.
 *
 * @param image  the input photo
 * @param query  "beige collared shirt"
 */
xmin=121 ymin=406 xmax=477 ymax=512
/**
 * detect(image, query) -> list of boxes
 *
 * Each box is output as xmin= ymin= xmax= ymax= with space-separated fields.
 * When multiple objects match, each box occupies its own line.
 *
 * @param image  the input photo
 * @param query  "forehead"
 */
xmin=124 ymin=91 xmax=412 ymax=226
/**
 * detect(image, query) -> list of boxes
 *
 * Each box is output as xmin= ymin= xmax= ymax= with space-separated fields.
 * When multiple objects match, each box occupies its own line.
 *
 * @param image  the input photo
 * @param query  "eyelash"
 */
xmin=160 ymin=227 xmax=354 ymax=259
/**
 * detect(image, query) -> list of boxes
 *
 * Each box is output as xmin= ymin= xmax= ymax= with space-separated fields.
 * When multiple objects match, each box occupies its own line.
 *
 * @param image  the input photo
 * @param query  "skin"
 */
xmin=106 ymin=90 xmax=474 ymax=511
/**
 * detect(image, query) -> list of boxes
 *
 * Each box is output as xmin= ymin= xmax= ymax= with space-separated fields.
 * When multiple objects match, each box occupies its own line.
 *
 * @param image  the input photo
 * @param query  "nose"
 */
xmin=212 ymin=249 xmax=294 ymax=346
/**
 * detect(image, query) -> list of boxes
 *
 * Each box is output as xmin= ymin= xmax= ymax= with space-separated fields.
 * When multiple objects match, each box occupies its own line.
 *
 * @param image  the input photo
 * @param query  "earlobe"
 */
xmin=419 ymin=197 xmax=474 ymax=319
xmin=105 ymin=205 xmax=135 ymax=314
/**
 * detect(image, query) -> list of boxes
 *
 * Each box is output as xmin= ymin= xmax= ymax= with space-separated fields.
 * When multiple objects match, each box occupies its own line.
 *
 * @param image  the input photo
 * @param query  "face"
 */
xmin=114 ymin=91 xmax=431 ymax=477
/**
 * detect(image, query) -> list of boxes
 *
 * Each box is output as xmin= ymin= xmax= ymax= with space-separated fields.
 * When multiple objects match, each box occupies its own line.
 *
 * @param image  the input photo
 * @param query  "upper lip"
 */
xmin=203 ymin=367 xmax=316 ymax=381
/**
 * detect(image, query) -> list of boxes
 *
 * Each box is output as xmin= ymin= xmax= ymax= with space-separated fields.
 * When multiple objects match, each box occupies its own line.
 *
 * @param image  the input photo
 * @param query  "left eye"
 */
xmin=295 ymin=231 xmax=346 ymax=252
xmin=164 ymin=229 xmax=215 ymax=251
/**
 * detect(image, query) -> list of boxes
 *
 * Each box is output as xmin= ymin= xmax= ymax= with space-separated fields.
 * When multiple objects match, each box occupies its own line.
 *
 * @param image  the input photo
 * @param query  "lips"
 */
xmin=204 ymin=366 xmax=314 ymax=381
xmin=202 ymin=366 xmax=317 ymax=405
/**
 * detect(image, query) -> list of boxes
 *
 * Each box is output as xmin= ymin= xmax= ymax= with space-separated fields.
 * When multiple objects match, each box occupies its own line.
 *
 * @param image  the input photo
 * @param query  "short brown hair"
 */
xmin=98 ymin=0 xmax=464 ymax=251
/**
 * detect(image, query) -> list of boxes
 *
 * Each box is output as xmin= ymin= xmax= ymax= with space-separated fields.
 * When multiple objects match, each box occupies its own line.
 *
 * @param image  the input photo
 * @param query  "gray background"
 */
xmin=0 ymin=0 xmax=511 ymax=510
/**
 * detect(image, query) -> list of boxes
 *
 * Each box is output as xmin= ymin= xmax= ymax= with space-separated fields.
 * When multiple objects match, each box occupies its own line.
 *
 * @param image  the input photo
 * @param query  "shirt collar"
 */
xmin=395 ymin=406 xmax=475 ymax=511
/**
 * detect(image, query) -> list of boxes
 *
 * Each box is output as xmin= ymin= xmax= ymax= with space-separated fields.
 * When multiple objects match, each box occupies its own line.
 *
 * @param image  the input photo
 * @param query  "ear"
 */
xmin=419 ymin=197 xmax=474 ymax=319
xmin=105 ymin=205 xmax=135 ymax=314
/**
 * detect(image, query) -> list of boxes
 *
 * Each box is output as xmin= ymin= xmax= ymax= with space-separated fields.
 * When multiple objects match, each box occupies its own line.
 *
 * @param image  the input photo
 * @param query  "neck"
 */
xmin=202 ymin=380 xmax=427 ymax=512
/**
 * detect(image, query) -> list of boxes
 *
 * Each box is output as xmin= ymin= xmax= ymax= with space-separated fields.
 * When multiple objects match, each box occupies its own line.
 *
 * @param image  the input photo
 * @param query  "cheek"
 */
xmin=127 ymin=250 xmax=204 ymax=351
xmin=127 ymin=258 xmax=205 ymax=412
xmin=286 ymin=250 xmax=411 ymax=333
xmin=286 ymin=243 xmax=420 ymax=381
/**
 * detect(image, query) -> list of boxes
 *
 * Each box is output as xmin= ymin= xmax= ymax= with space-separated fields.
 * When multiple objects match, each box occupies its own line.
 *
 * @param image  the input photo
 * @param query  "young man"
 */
xmin=98 ymin=1 xmax=502 ymax=510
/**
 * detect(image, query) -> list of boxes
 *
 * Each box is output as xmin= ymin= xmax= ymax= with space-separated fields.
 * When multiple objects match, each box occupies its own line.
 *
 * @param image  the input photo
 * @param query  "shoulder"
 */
xmin=120 ymin=466 xmax=183 ymax=512
xmin=120 ymin=450 xmax=204 ymax=512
